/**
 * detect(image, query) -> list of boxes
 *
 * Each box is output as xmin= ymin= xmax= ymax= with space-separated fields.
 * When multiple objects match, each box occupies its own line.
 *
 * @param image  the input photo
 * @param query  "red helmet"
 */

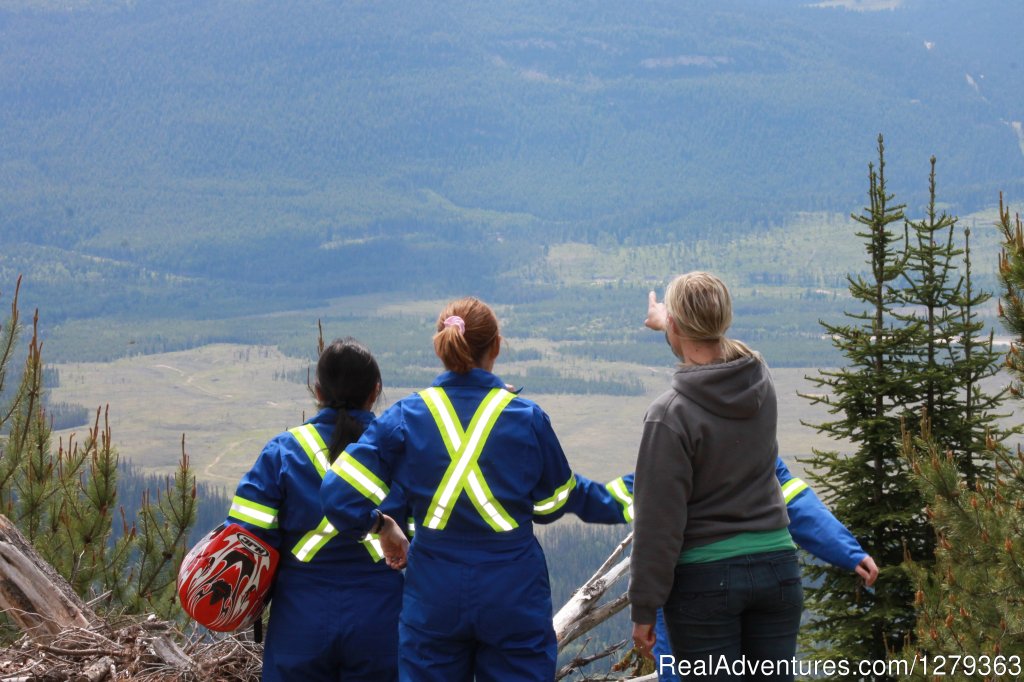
xmin=177 ymin=523 xmax=279 ymax=632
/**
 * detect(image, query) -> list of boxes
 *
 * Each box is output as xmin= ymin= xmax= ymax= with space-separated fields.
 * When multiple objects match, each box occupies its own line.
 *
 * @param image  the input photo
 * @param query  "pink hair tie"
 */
xmin=443 ymin=316 xmax=466 ymax=334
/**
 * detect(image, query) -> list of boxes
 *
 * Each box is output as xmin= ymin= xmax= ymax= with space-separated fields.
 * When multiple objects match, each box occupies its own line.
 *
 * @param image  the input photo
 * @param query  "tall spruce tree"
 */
xmin=896 ymin=156 xmax=965 ymax=456
xmin=799 ymin=136 xmax=925 ymax=672
xmin=998 ymin=195 xmax=1024 ymax=397
xmin=944 ymin=223 xmax=1011 ymax=483
xmin=803 ymin=148 xmax=1014 ymax=678
xmin=899 ymin=198 xmax=1024 ymax=678
xmin=0 ymin=278 xmax=196 ymax=629
xmin=898 ymin=158 xmax=1008 ymax=487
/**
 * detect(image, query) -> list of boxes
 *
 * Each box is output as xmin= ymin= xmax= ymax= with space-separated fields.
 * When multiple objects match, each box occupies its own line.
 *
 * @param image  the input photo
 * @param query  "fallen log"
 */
xmin=0 ymin=514 xmax=97 ymax=641
xmin=0 ymin=513 xmax=199 ymax=678
xmin=553 ymin=531 xmax=632 ymax=648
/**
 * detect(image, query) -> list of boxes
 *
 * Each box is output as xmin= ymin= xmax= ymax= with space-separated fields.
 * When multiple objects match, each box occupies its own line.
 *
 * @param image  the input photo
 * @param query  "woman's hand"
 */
xmin=378 ymin=514 xmax=409 ymax=570
xmin=645 ymin=291 xmax=669 ymax=332
xmin=632 ymin=622 xmax=656 ymax=660
xmin=856 ymin=555 xmax=879 ymax=587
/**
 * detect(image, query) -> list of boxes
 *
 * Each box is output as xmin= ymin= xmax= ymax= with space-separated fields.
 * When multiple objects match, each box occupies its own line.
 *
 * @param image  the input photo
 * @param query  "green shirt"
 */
xmin=678 ymin=527 xmax=796 ymax=564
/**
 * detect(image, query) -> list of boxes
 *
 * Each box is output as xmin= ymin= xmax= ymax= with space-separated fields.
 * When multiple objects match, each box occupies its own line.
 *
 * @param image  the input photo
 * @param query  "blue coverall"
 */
xmin=648 ymin=458 xmax=870 ymax=682
xmin=227 ymin=408 xmax=405 ymax=682
xmin=321 ymin=369 xmax=625 ymax=682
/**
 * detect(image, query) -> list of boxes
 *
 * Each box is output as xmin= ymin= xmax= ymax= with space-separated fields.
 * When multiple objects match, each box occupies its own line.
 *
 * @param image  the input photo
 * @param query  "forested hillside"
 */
xmin=1 ymin=0 xmax=1022 ymax=371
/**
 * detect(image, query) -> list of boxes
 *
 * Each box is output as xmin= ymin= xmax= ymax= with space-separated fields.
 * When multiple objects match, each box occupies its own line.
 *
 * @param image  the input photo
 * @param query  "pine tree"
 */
xmin=900 ymin=192 xmax=1024 ymax=673
xmin=800 ymin=136 xmax=924 ymax=672
xmin=0 ymin=278 xmax=196 ymax=627
xmin=805 ymin=151 xmax=1017 ymax=677
xmin=900 ymin=195 xmax=1024 ymax=666
xmin=896 ymin=156 xmax=965 ymax=452
xmin=901 ymin=419 xmax=1024 ymax=681
xmin=898 ymin=158 xmax=1009 ymax=488
xmin=997 ymin=195 xmax=1024 ymax=397
xmin=895 ymin=185 xmax=1019 ymax=682
xmin=944 ymin=223 xmax=1011 ymax=485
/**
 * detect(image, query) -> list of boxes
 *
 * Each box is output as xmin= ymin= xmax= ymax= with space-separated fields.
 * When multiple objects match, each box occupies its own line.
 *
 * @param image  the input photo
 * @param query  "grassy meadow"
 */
xmin=48 ymin=338 xmax=844 ymax=488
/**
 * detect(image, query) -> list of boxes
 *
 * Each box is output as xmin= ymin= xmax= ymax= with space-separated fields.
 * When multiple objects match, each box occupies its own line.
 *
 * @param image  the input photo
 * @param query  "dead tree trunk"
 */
xmin=551 ymin=532 xmax=664 ymax=680
xmin=0 ymin=514 xmax=97 ymax=641
xmin=0 ymin=513 xmax=197 ymax=679
xmin=554 ymin=531 xmax=632 ymax=649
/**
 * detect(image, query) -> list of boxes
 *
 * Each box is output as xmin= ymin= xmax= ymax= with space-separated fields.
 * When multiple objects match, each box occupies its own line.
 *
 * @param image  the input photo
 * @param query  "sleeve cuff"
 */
xmin=630 ymin=604 xmax=658 ymax=625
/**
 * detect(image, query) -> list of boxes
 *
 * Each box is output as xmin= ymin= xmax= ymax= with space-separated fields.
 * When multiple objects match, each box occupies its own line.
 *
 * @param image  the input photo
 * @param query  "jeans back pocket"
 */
xmin=666 ymin=564 xmax=730 ymax=621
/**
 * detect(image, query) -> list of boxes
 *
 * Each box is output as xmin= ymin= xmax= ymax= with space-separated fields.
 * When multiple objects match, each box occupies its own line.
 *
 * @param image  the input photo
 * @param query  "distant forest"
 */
xmin=1 ymin=0 xmax=1022 ymax=374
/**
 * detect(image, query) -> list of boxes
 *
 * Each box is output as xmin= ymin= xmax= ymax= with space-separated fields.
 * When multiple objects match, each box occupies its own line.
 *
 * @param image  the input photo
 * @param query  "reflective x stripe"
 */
xmin=289 ymin=424 xmax=330 ymax=478
xmin=606 ymin=477 xmax=634 ymax=522
xmin=362 ymin=534 xmax=384 ymax=561
xmin=420 ymin=387 xmax=518 ymax=532
xmin=290 ymin=424 xmax=386 ymax=562
xmin=781 ymin=477 xmax=808 ymax=504
xmin=292 ymin=517 xmax=382 ymax=563
xmin=330 ymin=452 xmax=389 ymax=505
xmin=293 ymin=517 xmax=337 ymax=561
xmin=533 ymin=474 xmax=576 ymax=515
xmin=229 ymin=495 xmax=279 ymax=529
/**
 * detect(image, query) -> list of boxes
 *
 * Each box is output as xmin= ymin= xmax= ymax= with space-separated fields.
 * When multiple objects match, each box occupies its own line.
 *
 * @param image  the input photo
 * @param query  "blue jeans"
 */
xmin=658 ymin=549 xmax=803 ymax=681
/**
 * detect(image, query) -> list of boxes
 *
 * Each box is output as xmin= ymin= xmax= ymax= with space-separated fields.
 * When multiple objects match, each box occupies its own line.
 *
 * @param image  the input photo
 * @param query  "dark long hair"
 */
xmin=315 ymin=337 xmax=381 ymax=462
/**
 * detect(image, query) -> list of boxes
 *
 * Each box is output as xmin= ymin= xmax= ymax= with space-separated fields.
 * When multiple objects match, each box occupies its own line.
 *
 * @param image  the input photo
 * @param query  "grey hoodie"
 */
xmin=628 ymin=354 xmax=789 ymax=624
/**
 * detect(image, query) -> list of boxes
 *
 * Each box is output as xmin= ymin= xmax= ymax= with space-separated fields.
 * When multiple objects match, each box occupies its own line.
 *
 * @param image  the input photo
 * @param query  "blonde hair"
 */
xmin=664 ymin=271 xmax=755 ymax=362
xmin=433 ymin=297 xmax=500 ymax=374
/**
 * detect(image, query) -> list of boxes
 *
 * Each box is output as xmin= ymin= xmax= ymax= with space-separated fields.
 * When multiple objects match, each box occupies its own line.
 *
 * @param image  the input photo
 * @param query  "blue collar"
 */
xmin=431 ymin=368 xmax=507 ymax=390
xmin=310 ymin=407 xmax=375 ymax=427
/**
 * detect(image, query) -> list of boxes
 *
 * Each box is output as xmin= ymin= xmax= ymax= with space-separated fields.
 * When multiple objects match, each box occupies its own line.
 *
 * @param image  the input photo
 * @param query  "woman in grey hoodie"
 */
xmin=629 ymin=272 xmax=802 ymax=681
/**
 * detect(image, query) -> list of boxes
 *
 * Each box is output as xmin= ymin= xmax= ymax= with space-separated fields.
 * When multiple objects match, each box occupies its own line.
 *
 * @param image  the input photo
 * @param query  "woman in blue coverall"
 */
xmin=321 ymin=296 xmax=618 ymax=682
xmin=225 ymin=337 xmax=409 ymax=682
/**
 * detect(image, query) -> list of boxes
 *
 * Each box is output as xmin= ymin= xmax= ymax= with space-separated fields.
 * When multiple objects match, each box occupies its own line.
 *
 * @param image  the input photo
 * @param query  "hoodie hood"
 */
xmin=670 ymin=354 xmax=771 ymax=419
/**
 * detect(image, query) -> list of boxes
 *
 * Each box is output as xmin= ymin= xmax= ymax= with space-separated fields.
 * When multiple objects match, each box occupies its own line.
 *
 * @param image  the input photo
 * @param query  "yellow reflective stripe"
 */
xmin=293 ymin=519 xmax=384 ymax=563
xmin=420 ymin=387 xmax=518 ymax=532
xmin=466 ymin=469 xmax=515 ymax=531
xmin=606 ymin=477 xmax=634 ymax=522
xmin=292 ymin=517 xmax=337 ymax=561
xmin=361 ymin=533 xmax=384 ymax=561
xmin=331 ymin=451 xmax=389 ymax=504
xmin=289 ymin=423 xmax=387 ymax=563
xmin=781 ymin=477 xmax=808 ymax=504
xmin=457 ymin=391 xmax=518 ymax=532
xmin=421 ymin=387 xmax=463 ymax=449
xmin=533 ymin=474 xmax=577 ymax=515
xmin=420 ymin=388 xmax=466 ymax=528
xmin=289 ymin=424 xmax=330 ymax=478
xmin=406 ymin=517 xmax=416 ymax=537
xmin=229 ymin=496 xmax=279 ymax=529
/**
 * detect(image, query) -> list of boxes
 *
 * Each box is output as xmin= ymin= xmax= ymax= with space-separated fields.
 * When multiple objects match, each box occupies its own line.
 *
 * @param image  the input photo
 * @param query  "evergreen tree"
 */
xmin=799 ymin=136 xmax=925 ymax=673
xmin=944 ymin=223 xmax=1011 ymax=484
xmin=902 ymin=419 xmax=1024 ymax=681
xmin=0 ymin=278 xmax=196 ymax=629
xmin=898 ymin=158 xmax=1009 ymax=487
xmin=803 ymin=149 xmax=1015 ymax=678
xmin=997 ymin=195 xmax=1024 ymax=397
xmin=896 ymin=156 xmax=965 ymax=455
xmin=899 ymin=198 xmax=1024 ymax=677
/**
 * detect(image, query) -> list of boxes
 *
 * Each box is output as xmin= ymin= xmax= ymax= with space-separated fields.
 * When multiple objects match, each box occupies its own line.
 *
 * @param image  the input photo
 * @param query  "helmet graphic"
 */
xmin=176 ymin=523 xmax=279 ymax=632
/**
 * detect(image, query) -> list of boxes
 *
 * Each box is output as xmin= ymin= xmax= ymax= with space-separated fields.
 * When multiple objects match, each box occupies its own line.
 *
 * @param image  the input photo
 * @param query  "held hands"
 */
xmin=632 ymin=622 xmax=656 ymax=660
xmin=646 ymin=291 xmax=669 ymax=332
xmin=378 ymin=514 xmax=409 ymax=570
